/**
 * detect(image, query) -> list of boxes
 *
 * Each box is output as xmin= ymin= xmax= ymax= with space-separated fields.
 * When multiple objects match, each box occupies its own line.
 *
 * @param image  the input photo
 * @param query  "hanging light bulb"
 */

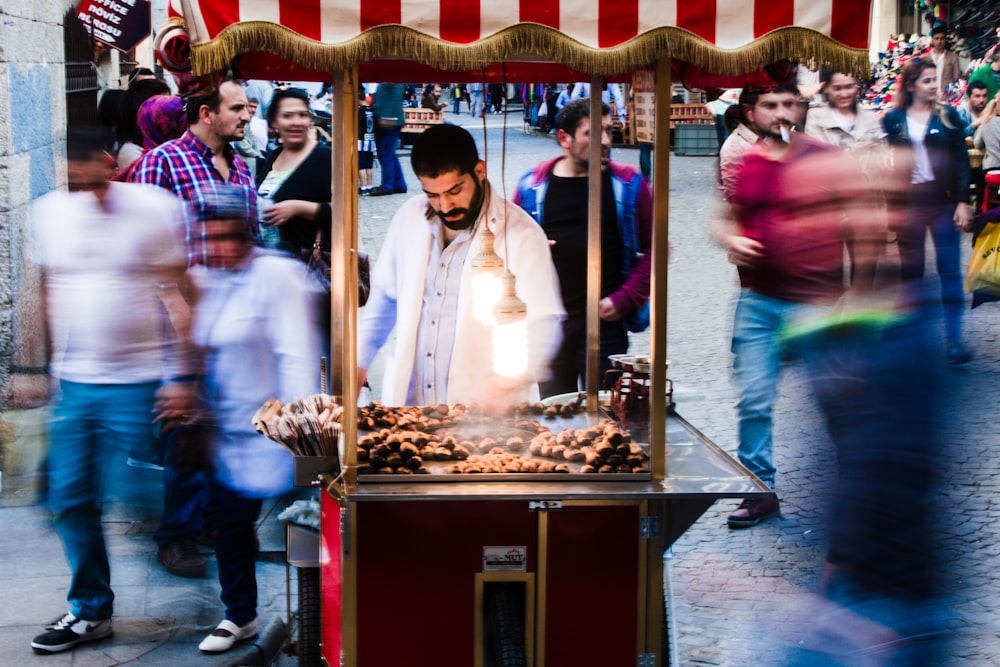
xmin=492 ymin=271 xmax=528 ymax=378
xmin=470 ymin=226 xmax=504 ymax=326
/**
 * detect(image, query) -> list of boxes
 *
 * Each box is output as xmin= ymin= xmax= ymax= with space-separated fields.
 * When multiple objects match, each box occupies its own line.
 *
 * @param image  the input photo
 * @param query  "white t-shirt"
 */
xmin=905 ymin=116 xmax=935 ymax=184
xmin=29 ymin=183 xmax=187 ymax=383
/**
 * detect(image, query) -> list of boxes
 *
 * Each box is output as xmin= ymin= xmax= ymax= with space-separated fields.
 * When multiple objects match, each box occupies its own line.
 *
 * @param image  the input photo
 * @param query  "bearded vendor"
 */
xmin=358 ymin=124 xmax=565 ymax=406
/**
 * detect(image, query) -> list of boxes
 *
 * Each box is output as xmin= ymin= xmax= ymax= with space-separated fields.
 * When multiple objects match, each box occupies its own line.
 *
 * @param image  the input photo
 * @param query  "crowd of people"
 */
xmin=33 ymin=44 xmax=980 ymax=658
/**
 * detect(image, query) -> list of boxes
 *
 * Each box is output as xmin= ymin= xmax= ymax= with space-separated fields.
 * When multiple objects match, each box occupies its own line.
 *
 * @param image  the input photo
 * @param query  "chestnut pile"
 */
xmin=355 ymin=409 xmax=648 ymax=475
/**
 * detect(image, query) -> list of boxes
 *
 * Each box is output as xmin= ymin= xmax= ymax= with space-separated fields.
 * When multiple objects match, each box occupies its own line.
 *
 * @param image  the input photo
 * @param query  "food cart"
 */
xmin=165 ymin=1 xmax=873 ymax=664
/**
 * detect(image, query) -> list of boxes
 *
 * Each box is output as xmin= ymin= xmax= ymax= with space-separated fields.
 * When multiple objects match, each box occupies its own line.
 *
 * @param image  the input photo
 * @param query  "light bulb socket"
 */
xmin=493 ymin=271 xmax=526 ymax=325
xmin=470 ymin=226 xmax=504 ymax=272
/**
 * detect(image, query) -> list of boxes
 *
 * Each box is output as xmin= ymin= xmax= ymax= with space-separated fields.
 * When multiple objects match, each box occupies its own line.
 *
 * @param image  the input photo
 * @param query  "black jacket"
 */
xmin=882 ymin=106 xmax=971 ymax=204
xmin=256 ymin=143 xmax=333 ymax=253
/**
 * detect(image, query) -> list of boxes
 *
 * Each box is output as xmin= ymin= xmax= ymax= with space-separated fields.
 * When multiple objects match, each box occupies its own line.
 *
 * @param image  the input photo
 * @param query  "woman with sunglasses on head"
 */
xmin=805 ymin=69 xmax=887 ymax=174
xmin=882 ymin=57 xmax=973 ymax=364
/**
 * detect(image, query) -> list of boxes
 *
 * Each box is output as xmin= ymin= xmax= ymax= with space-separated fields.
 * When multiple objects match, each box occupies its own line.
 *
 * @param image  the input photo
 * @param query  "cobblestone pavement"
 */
xmin=363 ymin=110 xmax=1000 ymax=666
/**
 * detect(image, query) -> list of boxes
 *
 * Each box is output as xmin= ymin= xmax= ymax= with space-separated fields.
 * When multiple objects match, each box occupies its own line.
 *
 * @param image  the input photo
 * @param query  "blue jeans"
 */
xmin=209 ymin=478 xmax=263 ymax=626
xmin=375 ymin=125 xmax=406 ymax=193
xmin=153 ymin=424 xmax=209 ymax=548
xmin=46 ymin=380 xmax=159 ymax=621
xmin=897 ymin=201 xmax=964 ymax=345
xmin=731 ymin=290 xmax=821 ymax=489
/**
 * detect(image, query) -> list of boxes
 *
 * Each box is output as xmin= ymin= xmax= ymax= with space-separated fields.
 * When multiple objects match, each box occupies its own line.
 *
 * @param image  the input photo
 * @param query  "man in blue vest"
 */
xmin=514 ymin=97 xmax=652 ymax=396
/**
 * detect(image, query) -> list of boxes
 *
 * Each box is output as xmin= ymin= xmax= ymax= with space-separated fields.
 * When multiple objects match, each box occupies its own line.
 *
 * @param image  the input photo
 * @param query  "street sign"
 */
xmin=77 ymin=0 xmax=151 ymax=54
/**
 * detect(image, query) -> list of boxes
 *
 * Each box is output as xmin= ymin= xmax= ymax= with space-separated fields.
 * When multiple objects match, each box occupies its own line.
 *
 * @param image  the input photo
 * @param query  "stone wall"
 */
xmin=0 ymin=1 xmax=69 ymax=407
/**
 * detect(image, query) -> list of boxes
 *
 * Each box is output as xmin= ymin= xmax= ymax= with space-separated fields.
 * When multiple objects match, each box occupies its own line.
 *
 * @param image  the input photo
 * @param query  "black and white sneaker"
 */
xmin=31 ymin=612 xmax=112 ymax=654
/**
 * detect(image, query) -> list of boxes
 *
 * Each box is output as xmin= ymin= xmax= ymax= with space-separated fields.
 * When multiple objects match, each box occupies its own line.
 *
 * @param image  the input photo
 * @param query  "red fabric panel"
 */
xmin=281 ymin=0 xmax=322 ymax=40
xmin=320 ymin=493 xmax=342 ymax=666
xmin=599 ymin=0 xmax=637 ymax=47
xmin=440 ymin=0 xmax=480 ymax=43
xmin=520 ymin=0 xmax=560 ymax=28
xmin=360 ymin=0 xmax=400 ymax=31
xmin=677 ymin=0 xmax=715 ymax=43
xmin=199 ymin=0 xmax=241 ymax=38
xmin=754 ymin=0 xmax=794 ymax=38
xmin=831 ymin=0 xmax=871 ymax=48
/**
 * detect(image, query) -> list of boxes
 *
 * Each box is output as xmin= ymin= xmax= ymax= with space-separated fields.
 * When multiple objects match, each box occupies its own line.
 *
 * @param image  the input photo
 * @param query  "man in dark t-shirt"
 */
xmin=514 ymin=98 xmax=652 ymax=396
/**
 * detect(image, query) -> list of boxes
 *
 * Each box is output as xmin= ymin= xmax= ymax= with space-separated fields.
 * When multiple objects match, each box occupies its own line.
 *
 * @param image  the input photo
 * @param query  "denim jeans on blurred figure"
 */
xmin=375 ymin=124 xmax=406 ymax=193
xmin=731 ymin=290 xmax=824 ymax=489
xmin=46 ymin=380 xmax=159 ymax=621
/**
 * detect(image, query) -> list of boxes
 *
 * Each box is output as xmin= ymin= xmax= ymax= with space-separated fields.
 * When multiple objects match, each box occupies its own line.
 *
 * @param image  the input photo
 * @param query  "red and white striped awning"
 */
xmin=171 ymin=0 xmax=872 ymax=82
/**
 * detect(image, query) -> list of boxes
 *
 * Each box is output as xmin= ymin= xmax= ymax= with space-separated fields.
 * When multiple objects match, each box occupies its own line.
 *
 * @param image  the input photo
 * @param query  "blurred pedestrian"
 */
xmin=359 ymin=92 xmax=376 ymax=195
xmin=711 ymin=82 xmax=885 ymax=528
xmin=130 ymin=79 xmax=257 ymax=578
xmin=28 ymin=126 xmax=188 ymax=654
xmin=173 ymin=185 xmax=321 ymax=654
xmin=785 ymin=282 xmax=954 ymax=665
xmin=882 ymin=57 xmax=972 ymax=363
xmin=370 ymin=83 xmax=408 ymax=197
xmin=468 ymin=81 xmax=485 ymax=118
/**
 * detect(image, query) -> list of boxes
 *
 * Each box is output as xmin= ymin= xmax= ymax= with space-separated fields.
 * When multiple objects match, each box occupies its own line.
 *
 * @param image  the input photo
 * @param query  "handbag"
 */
xmin=304 ymin=229 xmax=371 ymax=307
xmin=965 ymin=221 xmax=1000 ymax=297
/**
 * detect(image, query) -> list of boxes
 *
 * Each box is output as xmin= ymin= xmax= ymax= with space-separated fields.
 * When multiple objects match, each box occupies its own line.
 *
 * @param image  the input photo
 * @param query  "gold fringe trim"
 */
xmin=190 ymin=22 xmax=870 ymax=80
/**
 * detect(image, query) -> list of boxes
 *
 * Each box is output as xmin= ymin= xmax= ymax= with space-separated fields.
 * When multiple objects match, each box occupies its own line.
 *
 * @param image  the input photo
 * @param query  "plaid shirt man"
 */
xmin=131 ymin=130 xmax=256 ymax=265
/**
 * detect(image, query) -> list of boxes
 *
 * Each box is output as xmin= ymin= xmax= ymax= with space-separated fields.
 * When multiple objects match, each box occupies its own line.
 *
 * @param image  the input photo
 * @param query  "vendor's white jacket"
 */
xmin=360 ymin=184 xmax=565 ymax=406
xmin=191 ymin=250 xmax=322 ymax=497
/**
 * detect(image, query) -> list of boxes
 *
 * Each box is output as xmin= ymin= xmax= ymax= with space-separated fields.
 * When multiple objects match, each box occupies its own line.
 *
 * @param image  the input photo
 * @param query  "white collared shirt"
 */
xmin=411 ymin=220 xmax=475 ymax=404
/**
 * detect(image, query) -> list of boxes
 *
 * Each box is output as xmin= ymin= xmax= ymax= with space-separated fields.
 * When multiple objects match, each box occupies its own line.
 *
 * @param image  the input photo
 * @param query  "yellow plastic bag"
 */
xmin=965 ymin=222 xmax=1000 ymax=296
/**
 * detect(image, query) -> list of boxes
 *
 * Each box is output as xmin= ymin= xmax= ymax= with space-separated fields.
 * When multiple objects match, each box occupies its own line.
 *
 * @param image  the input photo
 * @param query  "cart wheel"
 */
xmin=297 ymin=566 xmax=322 ymax=667
xmin=484 ymin=583 xmax=527 ymax=667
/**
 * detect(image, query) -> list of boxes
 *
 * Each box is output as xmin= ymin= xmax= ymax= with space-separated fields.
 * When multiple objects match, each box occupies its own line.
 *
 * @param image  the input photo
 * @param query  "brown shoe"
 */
xmin=158 ymin=539 xmax=207 ymax=578
xmin=727 ymin=494 xmax=780 ymax=529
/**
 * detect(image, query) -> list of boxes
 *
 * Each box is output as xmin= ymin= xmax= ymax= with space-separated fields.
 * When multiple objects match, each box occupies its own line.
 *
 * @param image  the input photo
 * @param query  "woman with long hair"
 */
xmin=882 ymin=57 xmax=972 ymax=363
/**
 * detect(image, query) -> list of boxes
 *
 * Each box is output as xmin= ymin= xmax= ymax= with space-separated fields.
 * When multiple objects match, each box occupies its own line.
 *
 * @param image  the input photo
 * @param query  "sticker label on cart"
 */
xmin=483 ymin=546 xmax=527 ymax=572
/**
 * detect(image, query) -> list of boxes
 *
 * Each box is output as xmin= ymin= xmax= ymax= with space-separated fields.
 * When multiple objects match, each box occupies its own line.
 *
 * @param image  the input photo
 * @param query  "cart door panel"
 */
xmin=542 ymin=503 xmax=642 ymax=667
xmin=355 ymin=500 xmax=537 ymax=667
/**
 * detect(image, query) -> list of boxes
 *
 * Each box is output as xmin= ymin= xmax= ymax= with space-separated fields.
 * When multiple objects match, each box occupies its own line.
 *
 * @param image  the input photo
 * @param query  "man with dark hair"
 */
xmin=359 ymin=123 xmax=564 ymax=406
xmin=130 ymin=78 xmax=255 ymax=579
xmin=28 ymin=127 xmax=188 ymax=654
xmin=719 ymin=81 xmax=800 ymax=199
xmin=928 ymin=25 xmax=961 ymax=90
xmin=711 ymin=85 xmax=883 ymax=528
xmin=133 ymin=79 xmax=256 ymax=265
xmin=514 ymin=97 xmax=652 ymax=395
xmin=959 ymin=80 xmax=990 ymax=139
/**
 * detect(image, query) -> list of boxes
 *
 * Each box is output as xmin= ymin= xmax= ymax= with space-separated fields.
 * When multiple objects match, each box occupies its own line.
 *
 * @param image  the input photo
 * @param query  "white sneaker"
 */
xmin=198 ymin=618 xmax=258 ymax=653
